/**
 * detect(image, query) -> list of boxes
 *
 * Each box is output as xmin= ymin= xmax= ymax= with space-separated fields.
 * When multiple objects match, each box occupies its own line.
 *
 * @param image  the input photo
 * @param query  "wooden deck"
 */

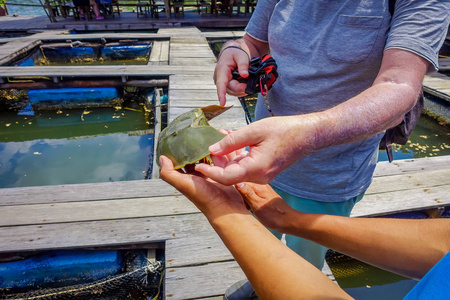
xmin=0 ymin=27 xmax=449 ymax=299
xmin=1 ymin=157 xmax=449 ymax=299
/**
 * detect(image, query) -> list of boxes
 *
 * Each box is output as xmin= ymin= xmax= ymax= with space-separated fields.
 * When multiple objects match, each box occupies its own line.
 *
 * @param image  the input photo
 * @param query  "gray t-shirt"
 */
xmin=245 ymin=0 xmax=449 ymax=202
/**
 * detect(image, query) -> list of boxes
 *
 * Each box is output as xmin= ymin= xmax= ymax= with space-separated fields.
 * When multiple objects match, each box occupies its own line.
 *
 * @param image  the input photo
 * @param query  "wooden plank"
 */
xmin=367 ymin=169 xmax=450 ymax=194
xmin=165 ymin=261 xmax=246 ymax=299
xmin=170 ymin=89 xmax=218 ymax=100
xmin=170 ymin=57 xmax=217 ymax=66
xmin=170 ymin=83 xmax=217 ymax=89
xmin=165 ymin=231 xmax=233 ymax=268
xmin=423 ymin=73 xmax=450 ymax=101
xmin=170 ymin=51 xmax=216 ymax=58
xmin=373 ymin=156 xmax=450 ymax=177
xmin=0 ymin=179 xmax=180 ymax=206
xmin=0 ymin=195 xmax=198 ymax=227
xmin=0 ymin=65 xmax=215 ymax=77
xmin=169 ymin=106 xmax=247 ymax=130
xmin=0 ymin=213 xmax=209 ymax=253
xmin=170 ymin=96 xmax=242 ymax=108
xmin=201 ymin=31 xmax=245 ymax=38
xmin=170 ymin=75 xmax=215 ymax=85
xmin=353 ymin=184 xmax=450 ymax=217
xmin=152 ymin=88 xmax=162 ymax=179
xmin=170 ymin=99 xmax=221 ymax=107
xmin=148 ymin=40 xmax=169 ymax=65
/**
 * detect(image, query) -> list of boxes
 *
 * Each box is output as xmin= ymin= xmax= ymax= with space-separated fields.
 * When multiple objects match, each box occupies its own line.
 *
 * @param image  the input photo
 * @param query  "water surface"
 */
xmin=0 ymin=107 xmax=154 ymax=188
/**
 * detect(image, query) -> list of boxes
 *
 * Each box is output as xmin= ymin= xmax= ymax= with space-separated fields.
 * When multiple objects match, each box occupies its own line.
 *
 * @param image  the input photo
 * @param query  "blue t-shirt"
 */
xmin=245 ymin=0 xmax=450 ymax=202
xmin=404 ymin=251 xmax=450 ymax=299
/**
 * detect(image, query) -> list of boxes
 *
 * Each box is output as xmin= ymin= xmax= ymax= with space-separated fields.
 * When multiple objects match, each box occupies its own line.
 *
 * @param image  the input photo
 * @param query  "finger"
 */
xmin=195 ymin=162 xmax=247 ymax=186
xmin=208 ymin=128 xmax=257 ymax=156
xmin=214 ymin=64 xmax=232 ymax=106
xmin=210 ymin=154 xmax=229 ymax=169
xmin=159 ymin=156 xmax=186 ymax=189
xmin=235 ymin=182 xmax=259 ymax=203
xmin=236 ymin=58 xmax=249 ymax=78
xmin=226 ymin=81 xmax=248 ymax=97
xmin=217 ymin=80 xmax=228 ymax=106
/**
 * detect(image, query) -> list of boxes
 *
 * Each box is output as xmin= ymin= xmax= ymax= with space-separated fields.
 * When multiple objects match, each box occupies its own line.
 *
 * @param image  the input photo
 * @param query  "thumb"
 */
xmin=159 ymin=155 xmax=183 ymax=187
xmin=209 ymin=128 xmax=255 ymax=155
xmin=235 ymin=182 xmax=260 ymax=208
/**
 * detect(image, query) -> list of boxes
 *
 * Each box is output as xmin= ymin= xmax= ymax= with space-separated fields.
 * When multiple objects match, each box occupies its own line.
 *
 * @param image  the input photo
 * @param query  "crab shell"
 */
xmin=156 ymin=105 xmax=232 ymax=169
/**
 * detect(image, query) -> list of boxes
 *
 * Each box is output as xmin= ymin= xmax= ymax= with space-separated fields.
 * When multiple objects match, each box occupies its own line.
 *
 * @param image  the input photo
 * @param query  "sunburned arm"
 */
xmin=237 ymin=183 xmax=450 ymax=280
xmin=309 ymin=48 xmax=428 ymax=150
xmin=198 ymin=49 xmax=430 ymax=185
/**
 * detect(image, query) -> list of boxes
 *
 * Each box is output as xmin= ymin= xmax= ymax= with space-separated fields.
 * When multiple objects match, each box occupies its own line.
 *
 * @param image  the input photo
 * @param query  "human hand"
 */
xmin=195 ymin=116 xmax=318 ymax=185
xmin=159 ymin=155 xmax=247 ymax=220
xmin=235 ymin=182 xmax=295 ymax=233
xmin=214 ymin=47 xmax=250 ymax=106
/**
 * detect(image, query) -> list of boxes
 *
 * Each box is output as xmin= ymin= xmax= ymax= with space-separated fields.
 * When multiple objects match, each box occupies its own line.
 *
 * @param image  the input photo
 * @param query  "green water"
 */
xmin=0 ymin=107 xmax=154 ymax=188
xmin=14 ymin=44 xmax=151 ymax=66
xmin=326 ymin=251 xmax=418 ymax=300
xmin=379 ymin=114 xmax=450 ymax=162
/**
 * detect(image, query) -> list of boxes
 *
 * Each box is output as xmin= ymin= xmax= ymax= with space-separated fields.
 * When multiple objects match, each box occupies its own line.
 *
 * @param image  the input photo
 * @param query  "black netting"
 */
xmin=1 ymin=262 xmax=163 ymax=300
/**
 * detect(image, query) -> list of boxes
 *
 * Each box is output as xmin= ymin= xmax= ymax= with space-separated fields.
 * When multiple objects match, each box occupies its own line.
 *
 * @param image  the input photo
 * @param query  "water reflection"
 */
xmin=0 ymin=107 xmax=154 ymax=188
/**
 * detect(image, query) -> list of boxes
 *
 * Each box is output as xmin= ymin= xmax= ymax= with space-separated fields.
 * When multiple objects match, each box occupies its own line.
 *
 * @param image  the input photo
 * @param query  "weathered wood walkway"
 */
xmin=1 ymin=156 xmax=449 ymax=299
xmin=0 ymin=27 xmax=449 ymax=299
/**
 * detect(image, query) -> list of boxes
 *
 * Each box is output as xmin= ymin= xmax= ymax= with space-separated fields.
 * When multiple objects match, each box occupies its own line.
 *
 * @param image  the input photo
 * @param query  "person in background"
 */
xmin=160 ymin=155 xmax=450 ymax=300
xmin=194 ymin=1 xmax=450 ymax=297
xmin=73 ymin=0 xmax=104 ymax=20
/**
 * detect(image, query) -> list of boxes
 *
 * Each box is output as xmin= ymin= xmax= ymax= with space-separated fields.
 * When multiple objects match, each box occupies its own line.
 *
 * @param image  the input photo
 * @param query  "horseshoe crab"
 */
xmin=156 ymin=105 xmax=232 ymax=169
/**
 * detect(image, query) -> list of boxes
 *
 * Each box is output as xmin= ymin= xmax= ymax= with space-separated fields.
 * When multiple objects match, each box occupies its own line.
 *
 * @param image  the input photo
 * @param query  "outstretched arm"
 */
xmin=159 ymin=156 xmax=352 ymax=300
xmin=236 ymin=182 xmax=450 ymax=280
xmin=197 ymin=49 xmax=429 ymax=185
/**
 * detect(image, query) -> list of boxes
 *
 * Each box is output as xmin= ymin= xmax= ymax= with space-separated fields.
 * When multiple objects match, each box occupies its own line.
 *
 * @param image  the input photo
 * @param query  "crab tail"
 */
xmin=197 ymin=155 xmax=214 ymax=166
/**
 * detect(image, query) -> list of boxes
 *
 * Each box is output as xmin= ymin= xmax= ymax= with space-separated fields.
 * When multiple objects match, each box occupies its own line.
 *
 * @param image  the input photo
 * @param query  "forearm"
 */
xmin=292 ymin=48 xmax=428 ymax=155
xmin=285 ymin=212 xmax=450 ymax=279
xmin=312 ymin=81 xmax=418 ymax=150
xmin=209 ymin=212 xmax=352 ymax=300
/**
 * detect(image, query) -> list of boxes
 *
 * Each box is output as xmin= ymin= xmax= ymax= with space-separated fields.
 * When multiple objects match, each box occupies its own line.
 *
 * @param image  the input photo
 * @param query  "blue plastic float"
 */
xmin=0 ymin=250 xmax=122 ymax=290
xmin=28 ymin=87 xmax=120 ymax=109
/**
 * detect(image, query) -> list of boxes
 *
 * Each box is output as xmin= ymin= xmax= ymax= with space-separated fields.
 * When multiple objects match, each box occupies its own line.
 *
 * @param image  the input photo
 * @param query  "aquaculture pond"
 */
xmin=11 ymin=40 xmax=153 ymax=66
xmin=327 ymin=250 xmax=418 ymax=300
xmin=0 ymin=87 xmax=158 ymax=189
xmin=378 ymin=112 xmax=450 ymax=162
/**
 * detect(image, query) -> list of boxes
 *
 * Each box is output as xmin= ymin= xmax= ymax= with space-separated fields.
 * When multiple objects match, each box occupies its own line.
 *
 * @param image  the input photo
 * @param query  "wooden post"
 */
xmin=44 ymin=0 xmax=57 ymax=23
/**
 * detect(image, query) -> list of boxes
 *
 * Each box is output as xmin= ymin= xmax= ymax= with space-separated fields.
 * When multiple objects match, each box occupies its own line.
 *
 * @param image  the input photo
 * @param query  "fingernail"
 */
xmin=236 ymin=182 xmax=246 ymax=189
xmin=209 ymin=143 xmax=221 ymax=153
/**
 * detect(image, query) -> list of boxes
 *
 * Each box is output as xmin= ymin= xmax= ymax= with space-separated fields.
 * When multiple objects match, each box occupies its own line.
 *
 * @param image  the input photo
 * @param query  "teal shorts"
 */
xmin=270 ymin=185 xmax=365 ymax=270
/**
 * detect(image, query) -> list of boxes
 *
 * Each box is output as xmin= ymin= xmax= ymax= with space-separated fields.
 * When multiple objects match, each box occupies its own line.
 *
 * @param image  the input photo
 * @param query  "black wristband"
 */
xmin=219 ymin=45 xmax=250 ymax=60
